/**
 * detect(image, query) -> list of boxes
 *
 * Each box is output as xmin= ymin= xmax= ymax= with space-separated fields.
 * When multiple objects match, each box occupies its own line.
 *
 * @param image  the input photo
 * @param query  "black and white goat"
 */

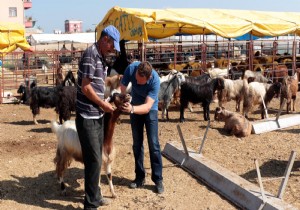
xmin=51 ymin=92 xmax=131 ymax=197
xmin=180 ymin=77 xmax=225 ymax=122
xmin=158 ymin=72 xmax=185 ymax=120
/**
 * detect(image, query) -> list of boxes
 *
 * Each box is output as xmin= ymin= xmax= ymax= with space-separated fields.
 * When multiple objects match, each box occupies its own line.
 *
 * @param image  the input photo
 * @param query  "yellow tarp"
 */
xmin=0 ymin=22 xmax=32 ymax=54
xmin=96 ymin=6 xmax=300 ymax=41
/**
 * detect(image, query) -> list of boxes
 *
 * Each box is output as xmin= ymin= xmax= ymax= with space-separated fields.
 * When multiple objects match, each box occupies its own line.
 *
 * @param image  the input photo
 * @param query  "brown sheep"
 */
xmin=281 ymin=73 xmax=298 ymax=113
xmin=214 ymin=107 xmax=252 ymax=137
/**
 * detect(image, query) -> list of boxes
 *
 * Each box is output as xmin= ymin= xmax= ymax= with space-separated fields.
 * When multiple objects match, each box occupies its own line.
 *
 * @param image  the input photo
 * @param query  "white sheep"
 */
xmin=217 ymin=79 xmax=244 ymax=112
xmin=242 ymin=78 xmax=281 ymax=119
xmin=214 ymin=107 xmax=252 ymax=137
xmin=208 ymin=68 xmax=228 ymax=78
xmin=244 ymin=70 xmax=272 ymax=83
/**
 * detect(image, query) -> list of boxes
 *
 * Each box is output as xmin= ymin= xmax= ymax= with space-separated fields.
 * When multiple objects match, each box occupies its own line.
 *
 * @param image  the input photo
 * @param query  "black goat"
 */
xmin=180 ymin=77 xmax=225 ymax=122
xmin=185 ymin=73 xmax=211 ymax=85
xmin=29 ymin=71 xmax=76 ymax=124
xmin=17 ymin=80 xmax=37 ymax=104
xmin=107 ymin=40 xmax=130 ymax=76
xmin=56 ymin=86 xmax=76 ymax=124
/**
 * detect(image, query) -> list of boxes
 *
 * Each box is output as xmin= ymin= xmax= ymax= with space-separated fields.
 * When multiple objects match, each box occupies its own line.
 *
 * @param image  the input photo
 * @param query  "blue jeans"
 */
xmin=130 ymin=110 xmax=163 ymax=183
xmin=75 ymin=113 xmax=104 ymax=209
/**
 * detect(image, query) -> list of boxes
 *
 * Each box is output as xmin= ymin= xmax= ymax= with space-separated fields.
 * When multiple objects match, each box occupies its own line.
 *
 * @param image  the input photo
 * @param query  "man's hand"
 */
xmin=101 ymin=101 xmax=115 ymax=113
xmin=122 ymin=102 xmax=132 ymax=113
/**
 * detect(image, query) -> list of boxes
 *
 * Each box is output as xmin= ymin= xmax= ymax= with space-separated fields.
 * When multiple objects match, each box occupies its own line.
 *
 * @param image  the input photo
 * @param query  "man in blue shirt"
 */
xmin=121 ymin=61 xmax=164 ymax=194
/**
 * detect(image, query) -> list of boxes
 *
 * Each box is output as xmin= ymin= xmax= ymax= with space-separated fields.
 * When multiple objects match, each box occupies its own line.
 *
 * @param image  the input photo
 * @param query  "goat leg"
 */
xmin=33 ymin=115 xmax=38 ymax=125
xmin=58 ymin=177 xmax=67 ymax=196
xmin=106 ymin=164 xmax=116 ymax=198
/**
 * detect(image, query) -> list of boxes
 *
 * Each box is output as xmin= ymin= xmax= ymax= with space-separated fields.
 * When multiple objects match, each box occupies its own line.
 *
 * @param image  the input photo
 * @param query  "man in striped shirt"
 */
xmin=75 ymin=25 xmax=120 ymax=209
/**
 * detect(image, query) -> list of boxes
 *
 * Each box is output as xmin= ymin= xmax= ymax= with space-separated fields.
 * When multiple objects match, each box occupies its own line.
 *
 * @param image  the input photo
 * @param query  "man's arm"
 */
xmin=81 ymin=78 xmax=114 ymax=113
xmin=122 ymin=95 xmax=154 ymax=115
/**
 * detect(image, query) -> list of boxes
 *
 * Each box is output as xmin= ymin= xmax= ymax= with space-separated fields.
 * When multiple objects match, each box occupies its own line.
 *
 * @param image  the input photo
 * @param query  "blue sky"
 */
xmin=27 ymin=0 xmax=300 ymax=33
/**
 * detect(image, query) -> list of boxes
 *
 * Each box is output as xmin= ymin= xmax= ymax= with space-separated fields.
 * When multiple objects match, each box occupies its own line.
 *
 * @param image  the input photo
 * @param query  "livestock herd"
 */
xmin=15 ymin=53 xmax=299 ymax=197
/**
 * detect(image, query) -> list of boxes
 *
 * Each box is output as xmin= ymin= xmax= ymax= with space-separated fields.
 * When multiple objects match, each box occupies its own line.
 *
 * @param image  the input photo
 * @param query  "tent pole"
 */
xmin=292 ymin=33 xmax=296 ymax=75
xmin=249 ymin=32 xmax=254 ymax=71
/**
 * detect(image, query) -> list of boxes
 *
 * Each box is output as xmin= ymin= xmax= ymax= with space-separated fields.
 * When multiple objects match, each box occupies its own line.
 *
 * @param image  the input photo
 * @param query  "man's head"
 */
xmin=99 ymin=25 xmax=120 ymax=56
xmin=136 ymin=62 xmax=153 ymax=85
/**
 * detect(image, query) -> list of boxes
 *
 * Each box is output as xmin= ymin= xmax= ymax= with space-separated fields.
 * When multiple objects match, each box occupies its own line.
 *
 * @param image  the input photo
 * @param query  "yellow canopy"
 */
xmin=96 ymin=6 xmax=300 ymax=41
xmin=0 ymin=22 xmax=32 ymax=54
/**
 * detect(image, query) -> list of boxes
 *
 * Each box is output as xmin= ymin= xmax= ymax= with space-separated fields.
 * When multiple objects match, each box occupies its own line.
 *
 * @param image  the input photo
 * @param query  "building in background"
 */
xmin=65 ymin=20 xmax=82 ymax=33
xmin=0 ymin=0 xmax=29 ymax=25
xmin=0 ymin=0 xmax=42 ymax=36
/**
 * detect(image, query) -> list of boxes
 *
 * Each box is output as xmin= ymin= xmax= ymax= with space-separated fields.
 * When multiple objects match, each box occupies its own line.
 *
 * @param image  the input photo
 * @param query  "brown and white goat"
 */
xmin=280 ymin=73 xmax=298 ymax=113
xmin=104 ymin=74 xmax=123 ymax=98
xmin=214 ymin=107 xmax=252 ymax=137
xmin=51 ymin=92 xmax=131 ymax=198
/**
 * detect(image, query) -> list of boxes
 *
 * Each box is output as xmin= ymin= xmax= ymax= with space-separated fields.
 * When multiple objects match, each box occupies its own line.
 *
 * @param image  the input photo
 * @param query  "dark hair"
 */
xmin=137 ymin=61 xmax=152 ymax=79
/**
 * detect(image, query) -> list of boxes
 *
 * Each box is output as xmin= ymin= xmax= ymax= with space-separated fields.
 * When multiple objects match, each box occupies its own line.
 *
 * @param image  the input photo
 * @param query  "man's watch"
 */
xmin=130 ymin=105 xmax=134 ymax=114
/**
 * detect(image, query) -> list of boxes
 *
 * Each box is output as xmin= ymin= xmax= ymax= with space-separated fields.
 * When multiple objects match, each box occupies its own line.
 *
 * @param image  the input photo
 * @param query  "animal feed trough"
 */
xmin=162 ymin=141 xmax=297 ymax=210
xmin=251 ymin=114 xmax=300 ymax=134
xmin=251 ymin=99 xmax=300 ymax=134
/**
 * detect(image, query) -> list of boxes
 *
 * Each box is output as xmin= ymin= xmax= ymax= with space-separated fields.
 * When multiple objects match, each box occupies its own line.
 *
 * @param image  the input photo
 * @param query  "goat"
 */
xmin=17 ymin=80 xmax=37 ymax=104
xmin=30 ymin=71 xmax=76 ymax=124
xmin=217 ymin=79 xmax=244 ymax=112
xmin=63 ymin=70 xmax=77 ymax=86
xmin=104 ymin=74 xmax=123 ymax=98
xmin=55 ymin=64 xmax=65 ymax=86
xmin=265 ymin=64 xmax=288 ymax=83
xmin=52 ymin=92 xmax=131 ymax=197
xmin=208 ymin=68 xmax=229 ymax=79
xmin=159 ymin=69 xmax=178 ymax=83
xmin=56 ymin=86 xmax=77 ymax=124
xmin=242 ymin=78 xmax=281 ymax=119
xmin=243 ymin=70 xmax=272 ymax=84
xmin=280 ymin=73 xmax=298 ymax=113
xmin=180 ymin=77 xmax=225 ymax=122
xmin=214 ymin=107 xmax=252 ymax=137
xmin=158 ymin=73 xmax=185 ymax=120
xmin=182 ymin=73 xmax=212 ymax=112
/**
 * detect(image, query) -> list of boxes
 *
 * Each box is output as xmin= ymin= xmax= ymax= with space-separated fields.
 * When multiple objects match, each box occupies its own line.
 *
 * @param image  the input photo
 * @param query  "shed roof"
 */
xmin=96 ymin=7 xmax=300 ymax=41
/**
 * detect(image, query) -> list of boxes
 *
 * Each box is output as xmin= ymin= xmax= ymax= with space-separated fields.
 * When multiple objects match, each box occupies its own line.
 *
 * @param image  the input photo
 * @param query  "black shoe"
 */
xmin=99 ymin=197 xmax=110 ymax=206
xmin=130 ymin=179 xmax=145 ymax=189
xmin=155 ymin=181 xmax=164 ymax=194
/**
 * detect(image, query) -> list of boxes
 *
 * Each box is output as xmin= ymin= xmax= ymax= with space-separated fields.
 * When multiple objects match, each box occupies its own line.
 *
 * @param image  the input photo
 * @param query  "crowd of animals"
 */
xmin=15 ymin=48 xmax=300 ymax=198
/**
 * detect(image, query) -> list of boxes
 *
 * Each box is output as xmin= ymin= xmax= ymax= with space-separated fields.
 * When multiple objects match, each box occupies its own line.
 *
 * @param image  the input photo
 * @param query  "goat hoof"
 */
xmin=60 ymin=190 xmax=67 ymax=196
xmin=112 ymin=193 xmax=117 ymax=198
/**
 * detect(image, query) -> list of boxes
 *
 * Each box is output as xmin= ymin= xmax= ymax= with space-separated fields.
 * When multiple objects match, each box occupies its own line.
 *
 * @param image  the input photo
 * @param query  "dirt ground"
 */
xmin=0 ymin=95 xmax=300 ymax=210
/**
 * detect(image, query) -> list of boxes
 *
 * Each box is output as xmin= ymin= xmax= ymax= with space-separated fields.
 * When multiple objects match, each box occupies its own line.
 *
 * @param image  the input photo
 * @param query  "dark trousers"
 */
xmin=130 ymin=110 xmax=163 ymax=183
xmin=75 ymin=113 xmax=104 ymax=209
